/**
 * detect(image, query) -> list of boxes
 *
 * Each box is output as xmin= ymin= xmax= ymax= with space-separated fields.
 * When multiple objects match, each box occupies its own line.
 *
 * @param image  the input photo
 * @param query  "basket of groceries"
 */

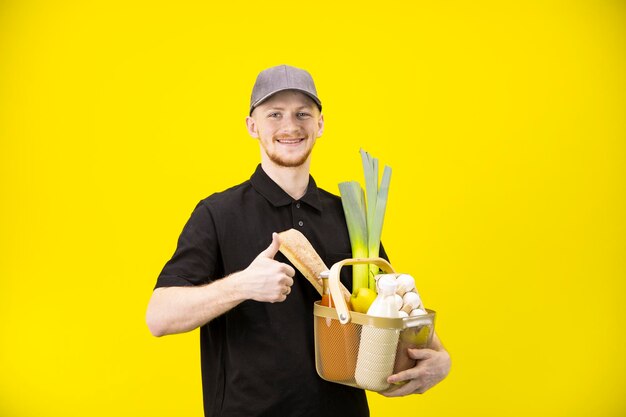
xmin=313 ymin=257 xmax=435 ymax=392
xmin=278 ymin=229 xmax=436 ymax=393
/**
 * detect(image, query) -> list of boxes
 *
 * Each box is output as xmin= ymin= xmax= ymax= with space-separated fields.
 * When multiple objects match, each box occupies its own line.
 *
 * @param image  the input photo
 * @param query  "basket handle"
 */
xmin=329 ymin=257 xmax=396 ymax=324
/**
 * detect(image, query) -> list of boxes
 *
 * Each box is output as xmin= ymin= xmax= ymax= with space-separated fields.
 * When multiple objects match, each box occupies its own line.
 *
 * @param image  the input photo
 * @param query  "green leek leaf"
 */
xmin=338 ymin=181 xmax=369 ymax=294
xmin=340 ymin=150 xmax=392 ymax=294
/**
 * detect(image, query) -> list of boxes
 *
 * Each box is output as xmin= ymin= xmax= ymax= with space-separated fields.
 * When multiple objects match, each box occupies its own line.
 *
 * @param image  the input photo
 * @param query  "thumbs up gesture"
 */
xmin=239 ymin=233 xmax=296 ymax=303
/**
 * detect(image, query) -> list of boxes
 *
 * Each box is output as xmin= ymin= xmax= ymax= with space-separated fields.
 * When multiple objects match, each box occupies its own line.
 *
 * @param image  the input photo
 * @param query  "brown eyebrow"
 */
xmin=266 ymin=105 xmax=312 ymax=110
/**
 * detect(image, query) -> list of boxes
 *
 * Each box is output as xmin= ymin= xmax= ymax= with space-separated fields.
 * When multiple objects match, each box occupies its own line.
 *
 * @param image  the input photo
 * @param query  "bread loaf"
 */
xmin=278 ymin=228 xmax=351 ymax=303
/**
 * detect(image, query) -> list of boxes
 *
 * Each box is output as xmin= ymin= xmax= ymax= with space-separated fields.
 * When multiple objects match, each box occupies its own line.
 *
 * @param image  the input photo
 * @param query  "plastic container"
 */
xmin=313 ymin=258 xmax=436 ymax=392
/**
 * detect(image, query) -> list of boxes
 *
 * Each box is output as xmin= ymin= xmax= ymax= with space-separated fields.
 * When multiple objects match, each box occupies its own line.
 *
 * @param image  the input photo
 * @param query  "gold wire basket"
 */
xmin=313 ymin=258 xmax=436 ymax=392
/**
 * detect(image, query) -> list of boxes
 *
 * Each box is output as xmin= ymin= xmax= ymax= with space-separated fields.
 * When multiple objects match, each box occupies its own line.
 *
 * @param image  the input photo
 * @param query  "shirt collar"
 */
xmin=250 ymin=164 xmax=323 ymax=212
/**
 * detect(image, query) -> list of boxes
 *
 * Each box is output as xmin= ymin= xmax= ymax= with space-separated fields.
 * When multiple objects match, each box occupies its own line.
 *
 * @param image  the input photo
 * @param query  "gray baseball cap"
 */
xmin=249 ymin=65 xmax=322 ymax=115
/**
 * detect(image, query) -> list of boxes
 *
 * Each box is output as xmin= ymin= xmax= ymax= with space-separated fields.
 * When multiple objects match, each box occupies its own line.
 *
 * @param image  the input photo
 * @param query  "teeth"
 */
xmin=278 ymin=139 xmax=302 ymax=144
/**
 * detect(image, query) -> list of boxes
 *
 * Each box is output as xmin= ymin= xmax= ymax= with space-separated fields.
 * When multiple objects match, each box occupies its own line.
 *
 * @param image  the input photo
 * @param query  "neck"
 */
xmin=261 ymin=158 xmax=311 ymax=200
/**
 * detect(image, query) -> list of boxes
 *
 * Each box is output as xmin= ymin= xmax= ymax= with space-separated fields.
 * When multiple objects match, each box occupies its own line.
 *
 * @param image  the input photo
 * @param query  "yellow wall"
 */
xmin=1 ymin=1 xmax=624 ymax=416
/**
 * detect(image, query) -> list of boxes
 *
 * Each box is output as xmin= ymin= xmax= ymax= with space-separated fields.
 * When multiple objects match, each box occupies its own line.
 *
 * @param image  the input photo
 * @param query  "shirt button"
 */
xmin=296 ymin=202 xmax=301 ymax=209
xmin=298 ymin=220 xmax=304 ymax=227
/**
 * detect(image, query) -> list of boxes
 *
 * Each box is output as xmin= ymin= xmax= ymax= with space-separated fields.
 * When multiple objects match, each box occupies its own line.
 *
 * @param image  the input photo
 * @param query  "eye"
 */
xmin=297 ymin=112 xmax=311 ymax=119
xmin=268 ymin=112 xmax=281 ymax=119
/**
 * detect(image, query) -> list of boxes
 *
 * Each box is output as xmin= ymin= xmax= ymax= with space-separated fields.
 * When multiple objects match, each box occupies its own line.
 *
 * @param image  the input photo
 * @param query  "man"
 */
xmin=146 ymin=65 xmax=450 ymax=417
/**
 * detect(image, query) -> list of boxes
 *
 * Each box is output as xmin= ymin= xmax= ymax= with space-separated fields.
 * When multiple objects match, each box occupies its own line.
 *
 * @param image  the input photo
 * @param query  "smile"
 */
xmin=276 ymin=138 xmax=305 ymax=144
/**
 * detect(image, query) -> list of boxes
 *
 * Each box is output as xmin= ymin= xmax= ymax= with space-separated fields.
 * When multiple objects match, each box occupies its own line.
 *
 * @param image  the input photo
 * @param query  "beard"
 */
xmin=261 ymin=140 xmax=314 ymax=168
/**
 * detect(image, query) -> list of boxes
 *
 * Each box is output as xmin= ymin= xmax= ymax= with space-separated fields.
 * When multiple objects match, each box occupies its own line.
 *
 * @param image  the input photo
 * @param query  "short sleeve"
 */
xmin=154 ymin=200 xmax=221 ymax=289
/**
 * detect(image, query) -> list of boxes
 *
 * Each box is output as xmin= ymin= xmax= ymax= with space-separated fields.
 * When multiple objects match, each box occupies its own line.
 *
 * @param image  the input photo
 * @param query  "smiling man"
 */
xmin=247 ymin=91 xmax=322 ymax=169
xmin=146 ymin=65 xmax=450 ymax=417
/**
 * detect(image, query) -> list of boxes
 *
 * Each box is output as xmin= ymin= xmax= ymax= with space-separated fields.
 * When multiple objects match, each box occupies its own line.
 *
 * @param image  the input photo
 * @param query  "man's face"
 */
xmin=246 ymin=90 xmax=324 ymax=168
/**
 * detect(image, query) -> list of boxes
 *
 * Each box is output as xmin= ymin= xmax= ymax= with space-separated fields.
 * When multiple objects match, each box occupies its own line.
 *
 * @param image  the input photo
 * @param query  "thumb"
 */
xmin=259 ymin=232 xmax=281 ymax=259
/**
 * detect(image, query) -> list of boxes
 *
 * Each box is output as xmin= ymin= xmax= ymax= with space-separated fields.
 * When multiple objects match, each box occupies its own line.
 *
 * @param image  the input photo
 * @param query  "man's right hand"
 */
xmin=236 ymin=233 xmax=295 ymax=303
xmin=146 ymin=233 xmax=296 ymax=337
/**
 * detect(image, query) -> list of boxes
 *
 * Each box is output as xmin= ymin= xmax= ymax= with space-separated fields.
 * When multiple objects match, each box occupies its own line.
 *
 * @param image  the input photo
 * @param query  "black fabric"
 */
xmin=155 ymin=164 xmax=385 ymax=417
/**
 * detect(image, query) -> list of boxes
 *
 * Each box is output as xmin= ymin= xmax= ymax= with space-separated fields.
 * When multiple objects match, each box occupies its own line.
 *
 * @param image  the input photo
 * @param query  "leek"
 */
xmin=364 ymin=165 xmax=391 ymax=288
xmin=338 ymin=181 xmax=369 ymax=293
xmin=339 ymin=149 xmax=392 ymax=294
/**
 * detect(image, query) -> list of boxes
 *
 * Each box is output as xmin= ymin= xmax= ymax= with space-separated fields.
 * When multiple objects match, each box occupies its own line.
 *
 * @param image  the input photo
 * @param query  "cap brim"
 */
xmin=249 ymin=88 xmax=322 ymax=115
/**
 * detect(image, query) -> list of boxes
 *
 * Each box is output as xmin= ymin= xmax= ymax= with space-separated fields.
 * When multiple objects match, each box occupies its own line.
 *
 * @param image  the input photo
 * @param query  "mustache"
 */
xmin=274 ymin=134 xmax=305 ymax=140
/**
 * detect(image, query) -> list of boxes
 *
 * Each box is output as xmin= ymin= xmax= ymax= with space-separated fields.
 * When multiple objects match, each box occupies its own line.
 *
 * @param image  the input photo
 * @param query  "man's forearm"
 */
xmin=146 ymin=273 xmax=246 ymax=337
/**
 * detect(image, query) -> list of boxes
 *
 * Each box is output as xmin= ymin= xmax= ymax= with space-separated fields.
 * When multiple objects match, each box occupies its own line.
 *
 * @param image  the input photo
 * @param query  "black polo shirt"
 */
xmin=155 ymin=164 xmax=373 ymax=417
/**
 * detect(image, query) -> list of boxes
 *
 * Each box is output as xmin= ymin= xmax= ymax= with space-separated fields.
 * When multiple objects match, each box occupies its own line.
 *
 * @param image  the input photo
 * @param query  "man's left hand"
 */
xmin=381 ymin=347 xmax=451 ymax=397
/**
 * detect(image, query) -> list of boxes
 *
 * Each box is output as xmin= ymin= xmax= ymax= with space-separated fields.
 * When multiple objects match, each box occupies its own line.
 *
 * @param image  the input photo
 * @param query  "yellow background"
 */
xmin=1 ymin=1 xmax=624 ymax=416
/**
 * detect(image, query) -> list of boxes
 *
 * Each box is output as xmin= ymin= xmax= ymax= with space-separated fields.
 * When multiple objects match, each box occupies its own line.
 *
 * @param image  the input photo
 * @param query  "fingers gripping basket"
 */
xmin=313 ymin=258 xmax=436 ymax=392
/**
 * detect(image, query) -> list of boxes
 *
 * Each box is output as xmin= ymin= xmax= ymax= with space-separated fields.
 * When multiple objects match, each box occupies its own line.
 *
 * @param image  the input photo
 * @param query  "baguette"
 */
xmin=278 ymin=228 xmax=351 ymax=304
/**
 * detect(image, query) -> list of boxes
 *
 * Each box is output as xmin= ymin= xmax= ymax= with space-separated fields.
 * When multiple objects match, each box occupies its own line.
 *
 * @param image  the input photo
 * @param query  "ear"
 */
xmin=316 ymin=114 xmax=325 ymax=138
xmin=246 ymin=116 xmax=259 ymax=138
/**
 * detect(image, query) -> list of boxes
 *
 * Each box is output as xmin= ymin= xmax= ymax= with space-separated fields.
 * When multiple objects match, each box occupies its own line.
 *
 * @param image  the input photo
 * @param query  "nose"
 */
xmin=279 ymin=113 xmax=302 ymax=135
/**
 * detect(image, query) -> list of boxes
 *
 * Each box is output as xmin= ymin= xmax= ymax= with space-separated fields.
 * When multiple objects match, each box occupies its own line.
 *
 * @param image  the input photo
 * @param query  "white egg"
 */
xmin=396 ymin=274 xmax=416 ymax=295
xmin=401 ymin=291 xmax=421 ymax=313
xmin=410 ymin=308 xmax=427 ymax=317
xmin=398 ymin=310 xmax=409 ymax=318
